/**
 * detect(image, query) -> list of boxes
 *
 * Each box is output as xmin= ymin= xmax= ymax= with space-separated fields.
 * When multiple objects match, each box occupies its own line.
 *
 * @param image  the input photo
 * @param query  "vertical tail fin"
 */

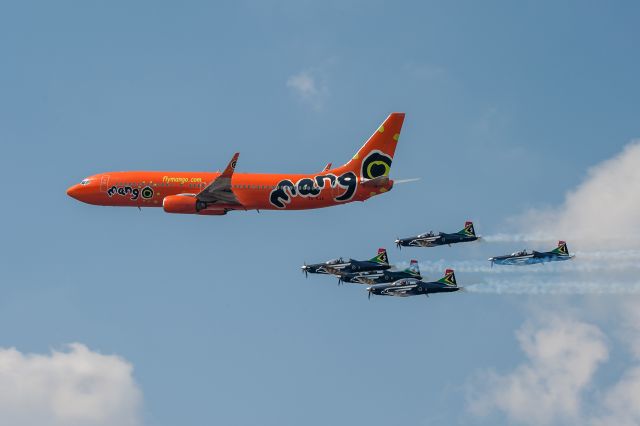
xmin=404 ymin=259 xmax=420 ymax=276
xmin=370 ymin=248 xmax=389 ymax=264
xmin=437 ymin=269 xmax=457 ymax=287
xmin=457 ymin=221 xmax=476 ymax=237
xmin=333 ymin=113 xmax=405 ymax=180
xmin=551 ymin=241 xmax=569 ymax=256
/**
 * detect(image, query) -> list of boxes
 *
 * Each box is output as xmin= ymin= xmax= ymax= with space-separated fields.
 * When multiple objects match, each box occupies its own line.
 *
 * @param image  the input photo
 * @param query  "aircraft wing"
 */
xmin=353 ymin=275 xmax=377 ymax=285
xmin=415 ymin=237 xmax=440 ymax=247
xmin=196 ymin=153 xmax=243 ymax=206
xmin=323 ymin=266 xmax=343 ymax=276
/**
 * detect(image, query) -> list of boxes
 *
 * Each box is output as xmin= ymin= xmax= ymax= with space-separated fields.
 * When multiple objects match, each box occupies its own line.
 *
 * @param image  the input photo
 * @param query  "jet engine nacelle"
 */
xmin=162 ymin=195 xmax=226 ymax=215
xmin=162 ymin=195 xmax=201 ymax=214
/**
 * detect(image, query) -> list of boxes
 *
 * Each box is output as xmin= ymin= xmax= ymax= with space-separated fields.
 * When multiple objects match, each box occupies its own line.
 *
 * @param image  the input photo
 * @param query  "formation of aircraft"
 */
xmin=301 ymin=249 xmax=391 ymax=277
xmin=302 ymin=248 xmax=461 ymax=300
xmin=367 ymin=269 xmax=460 ymax=299
xmin=395 ymin=221 xmax=479 ymax=249
xmin=67 ymin=113 xmax=405 ymax=215
xmin=65 ymin=109 xmax=578 ymax=299
xmin=488 ymin=241 xmax=574 ymax=266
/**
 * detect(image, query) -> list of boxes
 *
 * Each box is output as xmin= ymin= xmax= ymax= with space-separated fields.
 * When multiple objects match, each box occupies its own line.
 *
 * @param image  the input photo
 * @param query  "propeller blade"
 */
xmin=395 ymin=238 xmax=401 ymax=250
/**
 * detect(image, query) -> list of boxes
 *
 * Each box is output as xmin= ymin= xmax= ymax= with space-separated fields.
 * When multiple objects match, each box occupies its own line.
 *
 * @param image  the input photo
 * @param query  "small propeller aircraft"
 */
xmin=337 ymin=259 xmax=421 ymax=285
xmin=366 ymin=268 xmax=460 ymax=299
xmin=301 ymin=249 xmax=391 ymax=277
xmin=395 ymin=221 xmax=479 ymax=249
xmin=488 ymin=241 xmax=574 ymax=266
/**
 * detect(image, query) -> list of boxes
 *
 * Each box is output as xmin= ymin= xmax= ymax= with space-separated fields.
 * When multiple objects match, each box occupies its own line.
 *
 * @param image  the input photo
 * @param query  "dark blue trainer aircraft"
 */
xmin=301 ymin=248 xmax=390 ymax=277
xmin=395 ymin=221 xmax=479 ymax=249
xmin=488 ymin=241 xmax=574 ymax=266
xmin=366 ymin=269 xmax=460 ymax=299
xmin=338 ymin=259 xmax=421 ymax=285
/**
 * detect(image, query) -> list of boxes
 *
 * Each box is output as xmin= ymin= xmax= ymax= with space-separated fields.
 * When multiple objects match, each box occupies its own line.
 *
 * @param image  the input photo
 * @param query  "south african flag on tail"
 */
xmin=370 ymin=248 xmax=389 ymax=265
xmin=457 ymin=221 xmax=476 ymax=237
xmin=550 ymin=241 xmax=570 ymax=256
xmin=437 ymin=269 xmax=457 ymax=287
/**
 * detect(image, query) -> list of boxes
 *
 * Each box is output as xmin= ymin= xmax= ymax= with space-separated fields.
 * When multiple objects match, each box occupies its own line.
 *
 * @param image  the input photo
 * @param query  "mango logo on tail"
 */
xmin=361 ymin=150 xmax=392 ymax=180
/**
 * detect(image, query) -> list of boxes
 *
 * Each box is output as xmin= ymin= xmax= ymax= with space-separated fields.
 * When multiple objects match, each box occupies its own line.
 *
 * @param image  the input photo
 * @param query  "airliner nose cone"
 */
xmin=67 ymin=184 xmax=81 ymax=200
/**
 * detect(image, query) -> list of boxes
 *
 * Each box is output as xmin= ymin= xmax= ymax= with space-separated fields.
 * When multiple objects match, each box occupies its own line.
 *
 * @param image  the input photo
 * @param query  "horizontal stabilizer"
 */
xmin=361 ymin=176 xmax=390 ymax=187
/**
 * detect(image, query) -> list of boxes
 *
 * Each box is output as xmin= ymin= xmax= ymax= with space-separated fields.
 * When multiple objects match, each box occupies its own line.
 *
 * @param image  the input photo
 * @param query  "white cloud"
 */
xmin=468 ymin=317 xmax=608 ymax=425
xmin=593 ymin=366 xmax=640 ymax=426
xmin=520 ymin=140 xmax=640 ymax=249
xmin=590 ymin=301 xmax=640 ymax=426
xmin=468 ymin=140 xmax=640 ymax=425
xmin=0 ymin=343 xmax=142 ymax=426
xmin=286 ymin=71 xmax=327 ymax=109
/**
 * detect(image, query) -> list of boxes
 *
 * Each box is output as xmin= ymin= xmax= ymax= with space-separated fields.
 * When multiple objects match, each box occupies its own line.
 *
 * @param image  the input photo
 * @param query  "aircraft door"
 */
xmin=100 ymin=175 xmax=110 ymax=192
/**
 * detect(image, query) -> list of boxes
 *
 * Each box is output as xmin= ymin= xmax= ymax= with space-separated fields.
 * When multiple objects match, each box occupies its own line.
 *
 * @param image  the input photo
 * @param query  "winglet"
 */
xmin=221 ymin=153 xmax=239 ymax=178
xmin=322 ymin=162 xmax=332 ymax=172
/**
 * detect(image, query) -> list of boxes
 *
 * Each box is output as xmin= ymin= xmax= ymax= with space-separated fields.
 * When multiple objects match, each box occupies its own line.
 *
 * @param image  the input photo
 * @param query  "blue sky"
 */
xmin=1 ymin=1 xmax=640 ymax=425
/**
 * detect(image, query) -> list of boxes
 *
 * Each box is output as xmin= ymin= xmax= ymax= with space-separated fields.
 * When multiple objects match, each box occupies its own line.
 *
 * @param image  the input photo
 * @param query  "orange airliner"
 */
xmin=67 ymin=113 xmax=405 ymax=215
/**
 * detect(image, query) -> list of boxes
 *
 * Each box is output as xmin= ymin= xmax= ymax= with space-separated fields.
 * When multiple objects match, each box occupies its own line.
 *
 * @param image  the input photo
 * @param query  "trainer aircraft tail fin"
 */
xmin=404 ymin=259 xmax=420 ymax=276
xmin=551 ymin=240 xmax=569 ymax=256
xmin=370 ymin=248 xmax=389 ymax=265
xmin=457 ymin=221 xmax=476 ymax=237
xmin=437 ymin=269 xmax=457 ymax=287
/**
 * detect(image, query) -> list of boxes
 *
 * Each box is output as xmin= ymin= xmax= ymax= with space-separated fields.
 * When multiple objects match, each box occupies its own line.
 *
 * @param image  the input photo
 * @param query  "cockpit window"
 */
xmin=326 ymin=258 xmax=344 ymax=265
xmin=80 ymin=179 xmax=90 ymax=185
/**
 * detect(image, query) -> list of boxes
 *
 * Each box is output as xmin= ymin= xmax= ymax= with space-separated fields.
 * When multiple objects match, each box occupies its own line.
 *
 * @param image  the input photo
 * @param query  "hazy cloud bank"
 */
xmin=0 ymin=343 xmax=142 ymax=426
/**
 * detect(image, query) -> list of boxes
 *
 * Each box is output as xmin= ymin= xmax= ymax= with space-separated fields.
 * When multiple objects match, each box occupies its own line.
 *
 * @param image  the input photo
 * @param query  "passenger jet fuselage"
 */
xmin=67 ymin=113 xmax=405 ymax=215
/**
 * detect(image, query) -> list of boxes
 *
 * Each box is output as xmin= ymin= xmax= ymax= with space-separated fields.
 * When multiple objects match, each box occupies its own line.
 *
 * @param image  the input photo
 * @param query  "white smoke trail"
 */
xmin=397 ymin=254 xmax=640 ymax=275
xmin=482 ymin=234 xmax=640 ymax=245
xmin=481 ymin=233 xmax=558 ymax=243
xmin=465 ymin=279 xmax=640 ymax=295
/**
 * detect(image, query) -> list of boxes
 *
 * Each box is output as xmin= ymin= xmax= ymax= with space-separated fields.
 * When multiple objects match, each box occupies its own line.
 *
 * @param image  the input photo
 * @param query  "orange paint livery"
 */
xmin=67 ymin=113 xmax=405 ymax=215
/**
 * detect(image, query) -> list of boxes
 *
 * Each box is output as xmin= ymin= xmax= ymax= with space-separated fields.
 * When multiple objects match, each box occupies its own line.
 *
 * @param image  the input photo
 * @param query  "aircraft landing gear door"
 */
xmin=100 ymin=175 xmax=110 ymax=193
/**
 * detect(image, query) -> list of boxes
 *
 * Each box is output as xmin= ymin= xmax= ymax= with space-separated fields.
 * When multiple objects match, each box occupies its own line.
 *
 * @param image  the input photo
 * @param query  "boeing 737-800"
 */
xmin=67 ymin=113 xmax=405 ymax=216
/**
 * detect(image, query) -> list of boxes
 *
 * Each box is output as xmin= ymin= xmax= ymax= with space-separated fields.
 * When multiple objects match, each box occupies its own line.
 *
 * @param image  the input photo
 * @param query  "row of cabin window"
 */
xmin=231 ymin=184 xmax=319 ymax=190
xmin=116 ymin=182 xmax=205 ymax=188
xmin=117 ymin=183 xmax=318 ymax=190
